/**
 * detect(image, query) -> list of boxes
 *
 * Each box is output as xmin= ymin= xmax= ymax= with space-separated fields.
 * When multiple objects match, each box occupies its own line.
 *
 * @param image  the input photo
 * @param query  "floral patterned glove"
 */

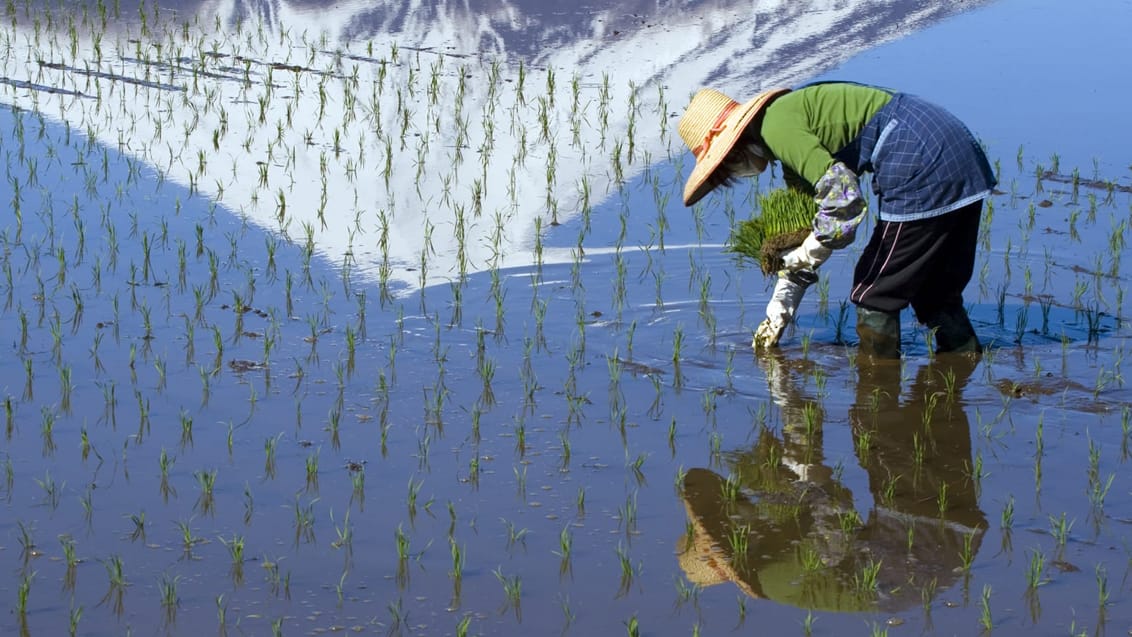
xmin=812 ymin=162 xmax=867 ymax=249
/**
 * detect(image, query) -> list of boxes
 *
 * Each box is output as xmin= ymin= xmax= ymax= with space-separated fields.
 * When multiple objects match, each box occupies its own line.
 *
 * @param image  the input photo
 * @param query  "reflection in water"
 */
xmin=678 ymin=354 xmax=986 ymax=611
xmin=0 ymin=1 xmax=990 ymax=290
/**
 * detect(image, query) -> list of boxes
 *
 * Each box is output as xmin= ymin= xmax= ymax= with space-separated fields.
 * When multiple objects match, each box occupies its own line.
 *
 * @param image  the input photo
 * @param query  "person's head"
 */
xmin=705 ymin=133 xmax=772 ymax=189
xmin=678 ymin=87 xmax=790 ymax=206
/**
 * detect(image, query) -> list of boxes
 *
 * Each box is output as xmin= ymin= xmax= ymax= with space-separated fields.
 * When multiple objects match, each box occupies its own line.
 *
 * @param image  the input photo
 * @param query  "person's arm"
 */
xmin=810 ymin=162 xmax=867 ymax=249
xmin=753 ymin=269 xmax=818 ymax=349
xmin=764 ymin=124 xmax=833 ymax=188
xmin=762 ymin=98 xmax=868 ymax=251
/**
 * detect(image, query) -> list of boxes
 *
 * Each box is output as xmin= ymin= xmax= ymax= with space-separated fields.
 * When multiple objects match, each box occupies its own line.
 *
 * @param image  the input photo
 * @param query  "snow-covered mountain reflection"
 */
xmin=0 ymin=0 xmax=990 ymax=290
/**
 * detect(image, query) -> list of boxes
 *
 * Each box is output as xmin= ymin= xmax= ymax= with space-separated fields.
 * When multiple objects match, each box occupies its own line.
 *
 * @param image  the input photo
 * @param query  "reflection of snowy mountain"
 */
xmin=0 ymin=0 xmax=989 ymax=290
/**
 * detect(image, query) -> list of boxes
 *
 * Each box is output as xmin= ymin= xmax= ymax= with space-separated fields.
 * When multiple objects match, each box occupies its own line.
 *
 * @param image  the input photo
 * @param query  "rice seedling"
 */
xmin=700 ymin=388 xmax=718 ymax=427
xmin=220 ymin=533 xmax=245 ymax=565
xmin=727 ymin=523 xmax=751 ymax=561
xmin=613 ymin=541 xmax=640 ymax=596
xmin=407 ymin=477 xmax=424 ymax=518
xmin=502 ymin=517 xmax=529 ymax=549
xmin=1025 ymin=548 xmax=1048 ymax=589
xmin=912 ymin=432 xmax=926 ymax=469
xmin=330 ymin=508 xmax=353 ymax=554
xmin=159 ymin=573 xmax=180 ymax=622
xmin=479 ymin=355 xmax=496 ymax=407
xmin=68 ymin=603 xmax=83 ymax=637
xmin=80 ymin=487 xmax=94 ymax=524
xmin=127 ymin=509 xmax=146 ymax=542
xmin=448 ymin=537 xmax=466 ymax=584
xmin=625 ymin=614 xmax=640 ymax=637
xmin=15 ymin=570 xmax=33 ymax=620
xmin=979 ymin=584 xmax=993 ymax=632
xmin=467 ymin=455 xmax=480 ymax=486
xmin=1086 ymin=446 xmax=1116 ymax=517
xmin=23 ymin=357 xmax=33 ymax=401
xmin=959 ymin=529 xmax=979 ymax=572
xmin=4 ymin=398 xmax=13 ymax=440
xmin=671 ymin=322 xmax=685 ymax=386
xmin=919 ymin=576 xmax=939 ymax=619
xmin=801 ymin=610 xmax=817 ymax=636
xmin=305 ymin=448 xmax=320 ymax=492
xmin=1049 ymin=512 xmax=1074 ymax=552
xmin=554 ymin=524 xmax=573 ymax=574
xmin=494 ymin=566 xmax=522 ymax=617
xmin=1095 ymin=563 xmax=1111 ymax=610
xmin=56 ymin=532 xmax=78 ymax=571
xmin=101 ymin=554 xmax=128 ymax=614
xmin=34 ymin=469 xmax=61 ymax=510
xmin=1122 ymin=407 xmax=1132 ymax=461
xmin=513 ymin=463 xmax=527 ymax=498
xmin=727 ymin=188 xmax=816 ymax=273
xmin=14 ymin=520 xmax=38 ymax=564
xmin=708 ymin=431 xmax=723 ymax=459
xmin=793 ymin=542 xmax=823 ymax=573
xmin=345 ymin=464 xmax=365 ymax=508
xmin=798 ymin=329 xmax=817 ymax=357
xmin=194 ymin=468 xmax=217 ymax=515
xmin=853 ymin=558 xmax=882 ymax=594
xmin=673 ymin=571 xmax=702 ymax=610
xmin=168 ymin=517 xmax=201 ymax=555
xmin=720 ymin=471 xmax=742 ymax=505
xmin=618 ymin=491 xmax=639 ymax=534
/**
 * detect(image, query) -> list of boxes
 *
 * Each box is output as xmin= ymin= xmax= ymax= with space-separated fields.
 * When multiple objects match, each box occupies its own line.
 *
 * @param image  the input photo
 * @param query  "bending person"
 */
xmin=678 ymin=82 xmax=995 ymax=358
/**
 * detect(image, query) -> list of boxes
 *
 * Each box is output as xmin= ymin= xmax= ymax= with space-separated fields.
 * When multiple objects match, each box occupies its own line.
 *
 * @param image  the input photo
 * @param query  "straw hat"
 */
xmin=679 ymin=87 xmax=790 ymax=206
xmin=675 ymin=468 xmax=762 ymax=599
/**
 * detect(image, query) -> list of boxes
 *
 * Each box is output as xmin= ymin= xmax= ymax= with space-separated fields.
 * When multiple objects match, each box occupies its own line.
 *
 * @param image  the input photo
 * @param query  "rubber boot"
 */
xmin=856 ymin=306 xmax=902 ymax=360
xmin=922 ymin=304 xmax=980 ymax=354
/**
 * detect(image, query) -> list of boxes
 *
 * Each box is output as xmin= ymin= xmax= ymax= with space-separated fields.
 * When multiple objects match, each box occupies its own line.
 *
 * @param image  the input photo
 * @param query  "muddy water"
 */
xmin=1 ymin=1 xmax=1131 ymax=637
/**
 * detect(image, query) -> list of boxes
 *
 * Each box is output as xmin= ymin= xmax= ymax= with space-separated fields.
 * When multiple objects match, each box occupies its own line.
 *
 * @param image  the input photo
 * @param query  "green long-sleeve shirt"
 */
xmin=758 ymin=83 xmax=892 ymax=192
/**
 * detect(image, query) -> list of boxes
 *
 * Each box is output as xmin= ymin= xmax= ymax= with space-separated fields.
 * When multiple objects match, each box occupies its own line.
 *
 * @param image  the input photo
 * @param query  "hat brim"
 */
xmin=682 ymin=88 xmax=790 ymax=207
xmin=676 ymin=468 xmax=763 ymax=599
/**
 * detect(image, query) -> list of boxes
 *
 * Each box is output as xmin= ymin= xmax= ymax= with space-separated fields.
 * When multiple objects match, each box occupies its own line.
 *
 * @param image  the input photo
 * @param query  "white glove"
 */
xmin=753 ymin=270 xmax=817 ymax=349
xmin=780 ymin=233 xmax=833 ymax=272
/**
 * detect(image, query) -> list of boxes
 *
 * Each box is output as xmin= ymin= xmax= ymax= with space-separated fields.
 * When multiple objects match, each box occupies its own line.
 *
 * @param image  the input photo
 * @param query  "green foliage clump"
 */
xmin=727 ymin=188 xmax=816 ymax=275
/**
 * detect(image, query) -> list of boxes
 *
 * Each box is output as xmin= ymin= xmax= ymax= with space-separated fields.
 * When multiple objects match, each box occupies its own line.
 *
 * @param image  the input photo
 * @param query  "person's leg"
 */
xmin=856 ymin=306 xmax=902 ymax=359
xmin=851 ymin=209 xmax=974 ymax=358
xmin=850 ymin=219 xmax=919 ymax=359
xmin=909 ymin=201 xmax=983 ymax=353
xmin=851 ymin=221 xmax=906 ymax=359
xmin=920 ymin=304 xmax=980 ymax=353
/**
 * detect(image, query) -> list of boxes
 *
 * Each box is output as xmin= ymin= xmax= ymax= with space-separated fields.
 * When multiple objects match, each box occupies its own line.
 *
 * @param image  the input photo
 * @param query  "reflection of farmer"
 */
xmin=676 ymin=355 xmax=986 ymax=611
xmin=677 ymin=82 xmax=995 ymax=357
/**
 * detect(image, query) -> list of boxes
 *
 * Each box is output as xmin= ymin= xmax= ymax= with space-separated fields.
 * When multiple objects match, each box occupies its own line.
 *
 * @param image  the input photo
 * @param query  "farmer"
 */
xmin=678 ymin=82 xmax=996 ymax=358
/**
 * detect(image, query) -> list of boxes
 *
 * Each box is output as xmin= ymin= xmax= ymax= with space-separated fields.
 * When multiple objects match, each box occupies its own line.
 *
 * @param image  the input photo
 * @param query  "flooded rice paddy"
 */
xmin=0 ymin=0 xmax=1130 ymax=635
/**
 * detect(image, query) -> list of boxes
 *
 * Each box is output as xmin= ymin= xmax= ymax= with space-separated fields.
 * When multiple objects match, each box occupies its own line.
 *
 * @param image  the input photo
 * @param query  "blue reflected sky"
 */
xmin=819 ymin=0 xmax=1132 ymax=173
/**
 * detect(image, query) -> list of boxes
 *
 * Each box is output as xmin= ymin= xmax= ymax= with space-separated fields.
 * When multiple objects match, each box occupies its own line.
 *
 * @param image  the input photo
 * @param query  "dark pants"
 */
xmin=850 ymin=201 xmax=982 ymax=321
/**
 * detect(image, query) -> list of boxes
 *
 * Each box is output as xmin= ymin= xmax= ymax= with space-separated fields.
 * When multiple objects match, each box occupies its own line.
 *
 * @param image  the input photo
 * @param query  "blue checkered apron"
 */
xmin=836 ymin=92 xmax=997 ymax=222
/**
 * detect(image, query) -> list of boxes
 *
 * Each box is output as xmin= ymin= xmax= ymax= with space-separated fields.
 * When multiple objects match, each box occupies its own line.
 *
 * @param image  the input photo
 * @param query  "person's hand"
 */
xmin=753 ymin=270 xmax=817 ymax=349
xmin=754 ymin=314 xmax=789 ymax=349
xmin=780 ymin=233 xmax=833 ymax=272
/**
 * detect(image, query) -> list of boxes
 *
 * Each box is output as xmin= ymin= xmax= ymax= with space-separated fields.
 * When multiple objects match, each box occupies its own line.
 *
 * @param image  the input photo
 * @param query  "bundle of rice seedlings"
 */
xmin=726 ymin=188 xmax=816 ymax=275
